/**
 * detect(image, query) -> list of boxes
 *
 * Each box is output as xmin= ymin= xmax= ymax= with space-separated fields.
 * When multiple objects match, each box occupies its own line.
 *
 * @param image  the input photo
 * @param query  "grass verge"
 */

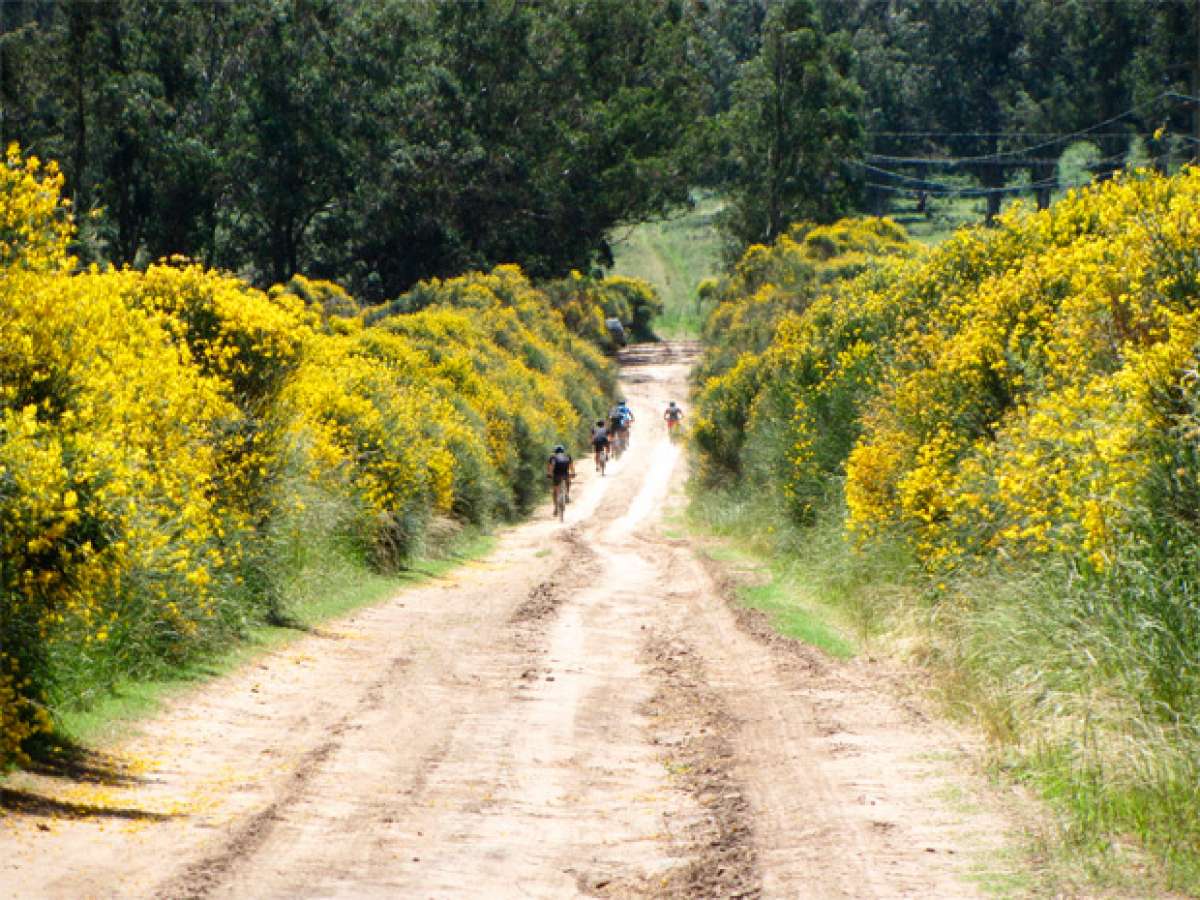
xmin=685 ymin=486 xmax=877 ymax=660
xmin=52 ymin=528 xmax=495 ymax=749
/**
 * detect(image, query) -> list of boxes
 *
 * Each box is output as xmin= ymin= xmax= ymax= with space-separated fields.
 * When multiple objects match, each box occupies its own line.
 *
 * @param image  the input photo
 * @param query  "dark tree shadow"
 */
xmin=0 ymin=787 xmax=175 ymax=822
xmin=3 ymin=736 xmax=176 ymax=823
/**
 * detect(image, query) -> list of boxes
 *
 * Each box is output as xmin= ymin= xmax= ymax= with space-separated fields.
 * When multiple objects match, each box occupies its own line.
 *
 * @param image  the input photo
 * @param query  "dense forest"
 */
xmin=2 ymin=0 xmax=1199 ymax=296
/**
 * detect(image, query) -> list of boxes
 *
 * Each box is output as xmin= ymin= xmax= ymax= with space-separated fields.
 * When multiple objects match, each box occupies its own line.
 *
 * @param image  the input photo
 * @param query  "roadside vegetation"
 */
xmin=690 ymin=170 xmax=1200 ymax=891
xmin=0 ymin=149 xmax=649 ymax=768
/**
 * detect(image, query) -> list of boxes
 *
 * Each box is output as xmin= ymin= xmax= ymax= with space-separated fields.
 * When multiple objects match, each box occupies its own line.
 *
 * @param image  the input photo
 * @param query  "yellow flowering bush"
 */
xmin=276 ymin=274 xmax=360 ymax=321
xmin=1 ymin=264 xmax=241 ymax=758
xmin=696 ymin=217 xmax=915 ymax=385
xmin=0 ymin=148 xmax=613 ymax=766
xmin=544 ymin=271 xmax=664 ymax=346
xmin=845 ymin=172 xmax=1200 ymax=572
xmin=692 ymin=218 xmax=919 ymax=507
xmin=0 ymin=143 xmax=71 ymax=272
xmin=696 ymin=175 xmax=1200 ymax=568
xmin=695 ymin=175 xmax=1200 ymax=875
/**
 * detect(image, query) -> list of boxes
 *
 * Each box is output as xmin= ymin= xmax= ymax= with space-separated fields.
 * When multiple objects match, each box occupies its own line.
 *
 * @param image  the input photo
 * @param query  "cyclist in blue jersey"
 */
xmin=610 ymin=400 xmax=634 ymax=456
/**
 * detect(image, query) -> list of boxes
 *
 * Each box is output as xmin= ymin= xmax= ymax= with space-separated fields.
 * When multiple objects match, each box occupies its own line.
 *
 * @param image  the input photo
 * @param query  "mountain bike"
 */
xmin=611 ymin=426 xmax=628 ymax=459
xmin=551 ymin=477 xmax=572 ymax=521
xmin=594 ymin=444 xmax=608 ymax=476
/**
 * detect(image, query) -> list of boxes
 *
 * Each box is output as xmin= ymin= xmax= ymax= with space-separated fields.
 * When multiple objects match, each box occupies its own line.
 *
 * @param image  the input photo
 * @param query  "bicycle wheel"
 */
xmin=554 ymin=484 xmax=566 ymax=520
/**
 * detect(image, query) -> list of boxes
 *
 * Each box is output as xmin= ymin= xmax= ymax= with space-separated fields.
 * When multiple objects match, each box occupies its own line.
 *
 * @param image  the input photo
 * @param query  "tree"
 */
xmin=312 ymin=0 xmax=710 ymax=299
xmin=719 ymin=0 xmax=864 ymax=250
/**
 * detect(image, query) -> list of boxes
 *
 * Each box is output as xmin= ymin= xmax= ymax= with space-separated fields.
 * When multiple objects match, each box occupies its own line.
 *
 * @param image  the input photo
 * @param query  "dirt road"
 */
xmin=0 ymin=343 xmax=1018 ymax=899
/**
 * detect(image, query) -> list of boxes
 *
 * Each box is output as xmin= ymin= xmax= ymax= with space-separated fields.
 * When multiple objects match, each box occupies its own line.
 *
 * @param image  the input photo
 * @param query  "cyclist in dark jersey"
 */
xmin=546 ymin=444 xmax=575 ymax=510
xmin=590 ymin=420 xmax=610 ymax=474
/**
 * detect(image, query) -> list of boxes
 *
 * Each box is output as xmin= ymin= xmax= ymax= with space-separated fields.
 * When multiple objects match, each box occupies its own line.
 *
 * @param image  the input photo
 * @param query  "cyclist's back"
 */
xmin=547 ymin=446 xmax=572 ymax=483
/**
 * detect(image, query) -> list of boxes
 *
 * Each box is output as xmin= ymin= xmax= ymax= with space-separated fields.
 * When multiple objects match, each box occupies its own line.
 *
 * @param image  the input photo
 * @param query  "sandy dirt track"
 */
xmin=0 ymin=343 xmax=1018 ymax=899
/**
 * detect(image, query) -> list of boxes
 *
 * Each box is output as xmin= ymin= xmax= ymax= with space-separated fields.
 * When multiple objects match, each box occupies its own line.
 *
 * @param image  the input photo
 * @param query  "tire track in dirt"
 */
xmin=197 ymin=526 xmax=603 ymax=899
xmin=156 ymin=656 xmax=411 ymax=900
xmin=160 ymin=519 xmax=594 ymax=900
xmin=637 ymin=632 xmax=760 ymax=899
xmin=189 ymin=409 xmax=687 ymax=899
xmin=653 ymin=471 xmax=1018 ymax=898
xmin=510 ymin=528 xmax=596 ymax=624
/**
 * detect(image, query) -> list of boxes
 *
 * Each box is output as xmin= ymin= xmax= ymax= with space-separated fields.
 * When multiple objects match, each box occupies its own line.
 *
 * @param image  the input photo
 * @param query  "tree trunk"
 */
xmin=1033 ymin=162 xmax=1056 ymax=210
xmin=974 ymin=163 xmax=1007 ymax=225
xmin=70 ymin=11 xmax=88 ymax=209
xmin=0 ymin=1 xmax=8 ymax=148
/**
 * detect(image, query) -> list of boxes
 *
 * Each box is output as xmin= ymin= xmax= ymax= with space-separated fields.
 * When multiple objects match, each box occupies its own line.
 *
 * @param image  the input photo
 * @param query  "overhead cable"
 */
xmin=867 ymin=91 xmax=1182 ymax=166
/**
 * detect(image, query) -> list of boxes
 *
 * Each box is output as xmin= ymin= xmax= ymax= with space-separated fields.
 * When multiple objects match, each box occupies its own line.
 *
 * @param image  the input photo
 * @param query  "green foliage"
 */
xmin=542 ymin=272 xmax=664 ymax=348
xmin=5 ymin=0 xmax=1200 ymax=285
xmin=717 ymin=0 xmax=864 ymax=250
xmin=0 ymin=0 xmax=710 ymax=298
xmin=812 ymin=0 xmax=1200 ymax=221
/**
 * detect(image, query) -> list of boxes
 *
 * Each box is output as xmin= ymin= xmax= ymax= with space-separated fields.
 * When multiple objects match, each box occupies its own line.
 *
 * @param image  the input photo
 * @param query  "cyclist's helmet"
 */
xmin=553 ymin=444 xmax=565 ymax=453
xmin=668 ymin=400 xmax=676 ymax=406
xmin=596 ymin=420 xmax=604 ymax=427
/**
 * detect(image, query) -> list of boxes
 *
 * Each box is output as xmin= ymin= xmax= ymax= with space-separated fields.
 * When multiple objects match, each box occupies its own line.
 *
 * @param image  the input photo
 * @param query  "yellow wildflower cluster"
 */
xmin=0 ymin=655 xmax=52 ymax=767
xmin=696 ymin=217 xmax=916 ymax=384
xmin=692 ymin=217 xmax=920 ymax=511
xmin=0 ymin=143 xmax=72 ymax=272
xmin=0 ymin=149 xmax=612 ymax=765
xmin=846 ymin=171 xmax=1200 ymax=570
xmin=695 ymin=168 xmax=1200 ymax=580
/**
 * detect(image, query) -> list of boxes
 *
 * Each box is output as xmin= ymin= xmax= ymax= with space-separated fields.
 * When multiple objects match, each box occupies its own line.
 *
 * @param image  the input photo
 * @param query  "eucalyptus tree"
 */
xmin=719 ymin=0 xmax=864 ymax=250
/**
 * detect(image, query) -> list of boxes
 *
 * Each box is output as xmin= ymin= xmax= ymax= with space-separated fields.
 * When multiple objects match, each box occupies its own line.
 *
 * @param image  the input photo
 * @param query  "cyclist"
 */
xmin=590 ymin=419 xmax=610 ymax=474
xmin=546 ymin=444 xmax=575 ymax=516
xmin=608 ymin=406 xmax=626 ymax=458
xmin=611 ymin=400 xmax=634 ymax=455
xmin=664 ymin=400 xmax=684 ymax=436
xmin=616 ymin=399 xmax=634 ymax=430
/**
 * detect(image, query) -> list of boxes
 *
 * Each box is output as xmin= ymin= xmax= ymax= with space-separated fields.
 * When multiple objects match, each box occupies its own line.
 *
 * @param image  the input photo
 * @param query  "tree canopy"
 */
xmin=3 ymin=0 xmax=1200 ymax=286
xmin=0 ymin=0 xmax=709 ymax=299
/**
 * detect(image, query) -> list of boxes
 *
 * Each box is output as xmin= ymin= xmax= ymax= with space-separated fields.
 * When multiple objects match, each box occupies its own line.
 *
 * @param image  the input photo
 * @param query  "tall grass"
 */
xmin=688 ymin=482 xmax=910 ymax=655
xmin=917 ymin=553 xmax=1200 ymax=891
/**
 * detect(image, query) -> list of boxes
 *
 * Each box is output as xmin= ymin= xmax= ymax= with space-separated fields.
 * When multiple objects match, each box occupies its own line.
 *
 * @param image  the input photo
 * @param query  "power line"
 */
xmin=867 ymin=92 xmax=1185 ymax=166
xmin=865 ymin=155 xmax=1069 ymax=167
xmin=867 ymin=131 xmax=1139 ymax=139
xmin=858 ymin=148 xmax=1169 ymax=198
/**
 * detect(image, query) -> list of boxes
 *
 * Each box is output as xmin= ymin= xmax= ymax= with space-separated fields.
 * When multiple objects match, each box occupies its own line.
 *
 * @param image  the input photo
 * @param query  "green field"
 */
xmin=608 ymin=195 xmax=726 ymax=339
